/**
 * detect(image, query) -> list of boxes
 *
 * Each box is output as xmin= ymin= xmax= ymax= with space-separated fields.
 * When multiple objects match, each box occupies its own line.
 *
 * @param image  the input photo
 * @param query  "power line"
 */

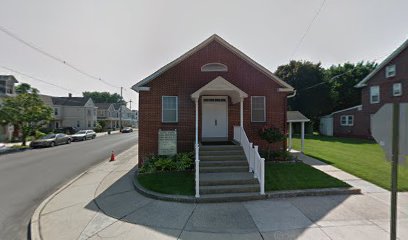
xmin=0 ymin=24 xmax=120 ymax=89
xmin=297 ymin=68 xmax=355 ymax=92
xmin=290 ymin=0 xmax=326 ymax=60
xmin=0 ymin=65 xmax=81 ymax=94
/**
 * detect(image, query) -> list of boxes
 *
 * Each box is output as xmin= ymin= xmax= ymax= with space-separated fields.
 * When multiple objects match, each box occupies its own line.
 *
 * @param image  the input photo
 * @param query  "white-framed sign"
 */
xmin=158 ymin=129 xmax=177 ymax=156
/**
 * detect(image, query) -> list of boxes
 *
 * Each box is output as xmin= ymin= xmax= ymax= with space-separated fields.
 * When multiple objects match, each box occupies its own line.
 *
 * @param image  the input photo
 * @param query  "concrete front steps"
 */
xmin=199 ymin=144 xmax=265 ymax=202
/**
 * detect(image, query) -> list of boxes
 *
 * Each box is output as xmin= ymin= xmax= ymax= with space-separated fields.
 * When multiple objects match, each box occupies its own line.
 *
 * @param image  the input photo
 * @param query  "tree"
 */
xmin=325 ymin=61 xmax=377 ymax=112
xmin=275 ymin=60 xmax=332 ymax=129
xmin=0 ymin=84 xmax=53 ymax=146
xmin=82 ymin=91 xmax=125 ymax=104
xmin=16 ymin=83 xmax=39 ymax=94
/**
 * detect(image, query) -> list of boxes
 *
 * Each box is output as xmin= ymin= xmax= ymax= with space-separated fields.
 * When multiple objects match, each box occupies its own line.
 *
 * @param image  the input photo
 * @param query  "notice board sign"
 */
xmin=158 ymin=129 xmax=177 ymax=156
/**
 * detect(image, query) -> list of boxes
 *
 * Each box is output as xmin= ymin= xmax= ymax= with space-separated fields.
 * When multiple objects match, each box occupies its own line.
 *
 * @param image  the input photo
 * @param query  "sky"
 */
xmin=0 ymin=0 xmax=407 ymax=110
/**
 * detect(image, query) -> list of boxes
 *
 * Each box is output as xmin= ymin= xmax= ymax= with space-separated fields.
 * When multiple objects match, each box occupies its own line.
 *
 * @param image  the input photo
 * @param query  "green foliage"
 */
xmin=34 ymin=130 xmax=46 ymax=139
xmin=137 ymin=172 xmax=195 ymax=195
xmin=0 ymin=86 xmax=53 ymax=146
xmin=275 ymin=60 xmax=331 ymax=129
xmin=259 ymin=126 xmax=286 ymax=144
xmin=325 ymin=61 xmax=377 ymax=112
xmin=139 ymin=152 xmax=194 ymax=174
xmin=82 ymin=91 xmax=125 ymax=104
xmin=258 ymin=126 xmax=286 ymax=160
xmin=93 ymin=122 xmax=103 ymax=132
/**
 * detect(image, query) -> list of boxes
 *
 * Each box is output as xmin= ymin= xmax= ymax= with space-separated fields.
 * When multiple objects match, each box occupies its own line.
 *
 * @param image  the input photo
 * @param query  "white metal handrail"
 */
xmin=233 ymin=125 xmax=265 ymax=195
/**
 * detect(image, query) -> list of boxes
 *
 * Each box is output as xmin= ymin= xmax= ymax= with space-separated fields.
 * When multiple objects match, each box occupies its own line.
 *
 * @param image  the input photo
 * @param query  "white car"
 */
xmin=71 ymin=130 xmax=96 ymax=141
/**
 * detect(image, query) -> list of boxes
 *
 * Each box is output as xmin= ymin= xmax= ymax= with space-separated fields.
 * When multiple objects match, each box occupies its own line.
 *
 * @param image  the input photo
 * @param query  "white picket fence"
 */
xmin=233 ymin=126 xmax=265 ymax=195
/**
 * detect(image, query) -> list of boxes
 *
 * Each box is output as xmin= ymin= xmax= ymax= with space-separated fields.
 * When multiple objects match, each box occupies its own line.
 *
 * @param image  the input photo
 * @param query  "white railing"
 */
xmin=233 ymin=126 xmax=265 ymax=195
xmin=195 ymin=143 xmax=200 ymax=198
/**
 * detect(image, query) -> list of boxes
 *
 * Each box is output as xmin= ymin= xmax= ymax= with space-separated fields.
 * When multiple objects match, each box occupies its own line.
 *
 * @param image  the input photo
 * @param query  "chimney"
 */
xmin=68 ymin=93 xmax=72 ymax=98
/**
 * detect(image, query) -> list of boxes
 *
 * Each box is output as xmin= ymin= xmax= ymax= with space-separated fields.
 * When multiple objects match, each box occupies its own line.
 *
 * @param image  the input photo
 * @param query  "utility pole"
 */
xmin=129 ymin=99 xmax=132 ymax=110
xmin=119 ymin=87 xmax=123 ymax=130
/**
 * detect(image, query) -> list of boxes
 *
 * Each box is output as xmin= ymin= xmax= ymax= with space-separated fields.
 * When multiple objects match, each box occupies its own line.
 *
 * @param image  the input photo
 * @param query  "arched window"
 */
xmin=201 ymin=63 xmax=228 ymax=72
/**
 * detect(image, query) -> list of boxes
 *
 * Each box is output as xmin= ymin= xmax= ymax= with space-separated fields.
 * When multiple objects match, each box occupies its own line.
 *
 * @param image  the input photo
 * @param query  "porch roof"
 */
xmin=287 ymin=111 xmax=310 ymax=123
xmin=191 ymin=76 xmax=248 ymax=104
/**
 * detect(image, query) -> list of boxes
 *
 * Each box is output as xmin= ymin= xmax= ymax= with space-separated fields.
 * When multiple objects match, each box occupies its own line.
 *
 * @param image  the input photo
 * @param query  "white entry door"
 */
xmin=202 ymin=96 xmax=228 ymax=141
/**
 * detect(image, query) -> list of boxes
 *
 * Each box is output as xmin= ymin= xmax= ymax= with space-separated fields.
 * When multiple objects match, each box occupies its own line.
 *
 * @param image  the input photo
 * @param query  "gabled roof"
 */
xmin=355 ymin=38 xmax=408 ymax=88
xmin=132 ymin=34 xmax=294 ymax=92
xmin=287 ymin=111 xmax=310 ymax=123
xmin=52 ymin=97 xmax=90 ymax=106
xmin=94 ymin=102 xmax=114 ymax=110
xmin=191 ymin=76 xmax=248 ymax=104
xmin=0 ymin=75 xmax=18 ymax=83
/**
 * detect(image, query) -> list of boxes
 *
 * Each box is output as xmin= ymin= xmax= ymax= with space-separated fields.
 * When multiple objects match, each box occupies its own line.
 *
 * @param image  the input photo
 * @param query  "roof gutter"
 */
xmin=287 ymin=90 xmax=296 ymax=98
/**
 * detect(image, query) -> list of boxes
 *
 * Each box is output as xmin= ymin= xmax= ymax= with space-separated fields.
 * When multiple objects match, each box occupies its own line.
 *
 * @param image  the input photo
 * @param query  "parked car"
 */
xmin=71 ymin=130 xmax=96 ymax=141
xmin=30 ymin=133 xmax=72 ymax=148
xmin=121 ymin=127 xmax=133 ymax=133
xmin=54 ymin=127 xmax=78 ymax=135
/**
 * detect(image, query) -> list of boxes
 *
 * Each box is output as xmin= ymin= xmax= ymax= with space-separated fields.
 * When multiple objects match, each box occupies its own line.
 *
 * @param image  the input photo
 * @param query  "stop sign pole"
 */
xmin=390 ymin=103 xmax=399 ymax=240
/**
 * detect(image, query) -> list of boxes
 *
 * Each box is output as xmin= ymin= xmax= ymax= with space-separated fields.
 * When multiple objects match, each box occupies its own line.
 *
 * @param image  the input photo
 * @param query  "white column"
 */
xmin=288 ymin=122 xmax=293 ymax=150
xmin=195 ymin=99 xmax=200 ymax=198
xmin=301 ymin=121 xmax=305 ymax=153
xmin=240 ymin=97 xmax=244 ymax=128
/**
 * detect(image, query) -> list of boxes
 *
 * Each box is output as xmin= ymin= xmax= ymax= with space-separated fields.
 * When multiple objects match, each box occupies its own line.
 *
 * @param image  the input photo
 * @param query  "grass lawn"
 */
xmin=265 ymin=162 xmax=350 ymax=191
xmin=137 ymin=171 xmax=195 ymax=195
xmin=293 ymin=134 xmax=408 ymax=191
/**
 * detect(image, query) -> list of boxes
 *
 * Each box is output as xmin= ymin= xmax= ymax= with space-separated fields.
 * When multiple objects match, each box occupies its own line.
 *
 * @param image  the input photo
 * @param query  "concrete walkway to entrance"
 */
xmin=31 ymin=146 xmax=408 ymax=240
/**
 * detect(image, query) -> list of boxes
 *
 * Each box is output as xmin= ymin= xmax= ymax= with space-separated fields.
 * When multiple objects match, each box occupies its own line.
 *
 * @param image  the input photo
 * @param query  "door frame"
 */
xmin=201 ymin=96 xmax=228 ymax=142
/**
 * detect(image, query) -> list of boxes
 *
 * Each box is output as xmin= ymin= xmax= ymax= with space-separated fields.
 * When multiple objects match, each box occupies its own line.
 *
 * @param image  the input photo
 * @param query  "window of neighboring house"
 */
xmin=94 ymin=109 xmax=96 ymax=115
xmin=340 ymin=115 xmax=354 ymax=126
xmin=87 ymin=109 xmax=91 ymax=116
xmin=55 ymin=122 xmax=59 ymax=128
xmin=370 ymin=86 xmax=380 ymax=104
xmin=54 ymin=108 xmax=59 ymax=116
xmin=251 ymin=96 xmax=266 ymax=122
xmin=88 ymin=121 xmax=91 ymax=127
xmin=162 ymin=96 xmax=178 ymax=123
xmin=77 ymin=121 xmax=80 ymax=128
xmin=393 ymin=83 xmax=402 ymax=96
xmin=385 ymin=64 xmax=396 ymax=78
xmin=93 ymin=121 xmax=96 ymax=127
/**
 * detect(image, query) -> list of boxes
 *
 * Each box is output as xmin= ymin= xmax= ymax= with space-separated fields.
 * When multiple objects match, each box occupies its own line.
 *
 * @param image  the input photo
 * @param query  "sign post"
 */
xmin=390 ymin=103 xmax=399 ymax=240
xmin=372 ymin=103 xmax=408 ymax=240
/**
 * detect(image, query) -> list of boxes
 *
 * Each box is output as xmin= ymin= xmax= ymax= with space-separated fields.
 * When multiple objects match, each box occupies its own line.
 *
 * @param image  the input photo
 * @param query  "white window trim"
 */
xmin=251 ymin=96 xmax=266 ymax=122
xmin=393 ymin=83 xmax=402 ymax=96
xmin=385 ymin=64 xmax=396 ymax=78
xmin=162 ymin=96 xmax=178 ymax=123
xmin=370 ymin=86 xmax=380 ymax=104
xmin=340 ymin=115 xmax=354 ymax=126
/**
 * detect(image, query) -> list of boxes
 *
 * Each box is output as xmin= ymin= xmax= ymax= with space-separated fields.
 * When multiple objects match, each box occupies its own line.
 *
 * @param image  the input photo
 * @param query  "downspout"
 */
xmin=287 ymin=90 xmax=296 ymax=98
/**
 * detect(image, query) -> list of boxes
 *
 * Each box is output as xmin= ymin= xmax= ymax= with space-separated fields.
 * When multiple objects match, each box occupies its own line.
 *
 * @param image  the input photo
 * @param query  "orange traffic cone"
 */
xmin=110 ymin=151 xmax=115 ymax=161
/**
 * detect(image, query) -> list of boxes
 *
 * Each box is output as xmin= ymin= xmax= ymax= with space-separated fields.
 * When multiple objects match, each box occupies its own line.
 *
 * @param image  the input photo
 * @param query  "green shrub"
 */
xmin=94 ymin=122 xmax=103 ymax=133
xmin=35 ymin=130 xmax=46 ymax=139
xmin=174 ymin=152 xmax=194 ymax=171
xmin=139 ymin=152 xmax=194 ymax=173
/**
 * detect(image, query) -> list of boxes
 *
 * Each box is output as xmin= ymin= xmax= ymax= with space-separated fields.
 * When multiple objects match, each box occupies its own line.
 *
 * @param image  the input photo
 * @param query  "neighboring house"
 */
xmin=40 ymin=94 xmax=98 ymax=130
xmin=132 ymin=34 xmax=294 ymax=164
xmin=113 ymin=103 xmax=137 ymax=128
xmin=320 ymin=38 xmax=408 ymax=138
xmin=95 ymin=103 xmax=119 ymax=129
xmin=0 ymin=75 xmax=18 ymax=142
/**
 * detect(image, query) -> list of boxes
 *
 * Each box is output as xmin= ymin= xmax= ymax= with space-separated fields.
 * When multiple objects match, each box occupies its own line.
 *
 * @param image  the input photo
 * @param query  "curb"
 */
xmin=132 ymin=171 xmax=361 ymax=204
xmin=133 ymin=170 xmax=196 ymax=203
xmin=30 ymin=153 xmax=120 ymax=240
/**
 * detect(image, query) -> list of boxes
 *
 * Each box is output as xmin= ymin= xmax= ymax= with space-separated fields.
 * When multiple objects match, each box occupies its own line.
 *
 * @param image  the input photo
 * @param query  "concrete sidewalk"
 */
xmin=32 ymin=146 xmax=408 ymax=240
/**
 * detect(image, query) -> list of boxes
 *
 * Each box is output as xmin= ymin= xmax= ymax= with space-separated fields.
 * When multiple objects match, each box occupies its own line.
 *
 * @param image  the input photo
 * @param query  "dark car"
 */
xmin=121 ymin=127 xmax=133 ymax=133
xmin=54 ymin=127 xmax=78 ymax=135
xmin=71 ymin=130 xmax=96 ymax=141
xmin=30 ymin=133 xmax=72 ymax=148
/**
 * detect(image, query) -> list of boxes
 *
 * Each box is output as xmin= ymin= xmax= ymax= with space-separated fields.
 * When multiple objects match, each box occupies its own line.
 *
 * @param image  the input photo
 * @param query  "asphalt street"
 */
xmin=0 ymin=131 xmax=138 ymax=240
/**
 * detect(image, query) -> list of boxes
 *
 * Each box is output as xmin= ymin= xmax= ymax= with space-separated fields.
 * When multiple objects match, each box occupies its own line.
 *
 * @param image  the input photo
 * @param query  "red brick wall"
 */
xmin=138 ymin=40 xmax=289 ymax=164
xmin=333 ymin=46 xmax=408 ymax=138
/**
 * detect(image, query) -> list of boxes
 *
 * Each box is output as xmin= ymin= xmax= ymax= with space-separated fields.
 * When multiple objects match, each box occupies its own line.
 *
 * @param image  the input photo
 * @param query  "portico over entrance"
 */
xmin=191 ymin=76 xmax=248 ymax=143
